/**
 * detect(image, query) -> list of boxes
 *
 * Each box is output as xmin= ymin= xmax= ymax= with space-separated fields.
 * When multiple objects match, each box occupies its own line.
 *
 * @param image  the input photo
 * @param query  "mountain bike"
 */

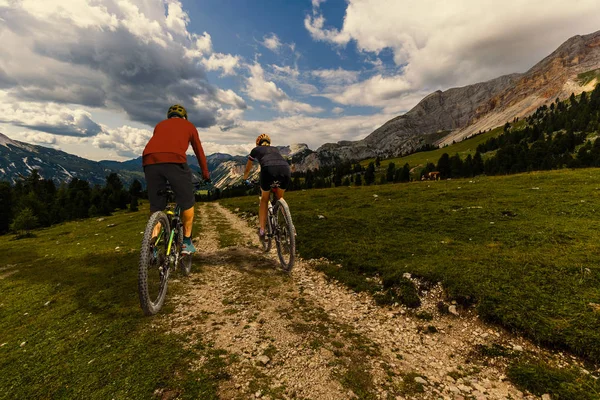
xmin=138 ymin=184 xmax=201 ymax=316
xmin=250 ymin=182 xmax=296 ymax=272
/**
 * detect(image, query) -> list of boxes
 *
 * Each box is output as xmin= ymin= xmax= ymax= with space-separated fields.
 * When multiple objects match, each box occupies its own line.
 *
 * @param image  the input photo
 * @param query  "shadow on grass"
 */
xmin=10 ymin=249 xmax=143 ymax=319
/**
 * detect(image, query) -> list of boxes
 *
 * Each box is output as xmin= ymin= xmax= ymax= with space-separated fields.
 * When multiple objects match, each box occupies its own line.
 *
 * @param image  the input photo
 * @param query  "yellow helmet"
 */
xmin=256 ymin=133 xmax=271 ymax=146
xmin=167 ymin=104 xmax=187 ymax=120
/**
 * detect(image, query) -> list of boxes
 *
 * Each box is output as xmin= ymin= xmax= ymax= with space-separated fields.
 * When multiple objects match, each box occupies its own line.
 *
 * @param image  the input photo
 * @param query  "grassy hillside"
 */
xmin=360 ymin=125 xmax=506 ymax=171
xmin=0 ymin=204 xmax=226 ymax=399
xmin=221 ymin=168 xmax=600 ymax=365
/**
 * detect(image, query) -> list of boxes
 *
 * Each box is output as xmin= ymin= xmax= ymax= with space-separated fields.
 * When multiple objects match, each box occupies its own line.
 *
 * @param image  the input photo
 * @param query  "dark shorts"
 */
xmin=144 ymin=163 xmax=195 ymax=212
xmin=259 ymin=165 xmax=291 ymax=192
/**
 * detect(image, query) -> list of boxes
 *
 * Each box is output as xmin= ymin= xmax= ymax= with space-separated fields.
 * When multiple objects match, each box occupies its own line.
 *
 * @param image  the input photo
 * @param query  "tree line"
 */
xmin=0 ymin=170 xmax=144 ymax=236
xmin=434 ymin=83 xmax=600 ymax=179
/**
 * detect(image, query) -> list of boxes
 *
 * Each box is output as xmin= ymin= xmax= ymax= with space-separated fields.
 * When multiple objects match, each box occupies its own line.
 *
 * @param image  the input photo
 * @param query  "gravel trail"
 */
xmin=162 ymin=202 xmax=548 ymax=400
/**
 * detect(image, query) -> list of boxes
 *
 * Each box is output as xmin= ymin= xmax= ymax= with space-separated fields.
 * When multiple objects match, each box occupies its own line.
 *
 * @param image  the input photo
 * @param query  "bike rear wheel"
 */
xmin=138 ymin=211 xmax=171 ymax=315
xmin=274 ymin=199 xmax=295 ymax=272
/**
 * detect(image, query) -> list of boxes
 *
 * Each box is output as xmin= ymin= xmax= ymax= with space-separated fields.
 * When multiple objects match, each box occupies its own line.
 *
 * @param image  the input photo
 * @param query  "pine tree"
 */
xmin=365 ymin=162 xmax=375 ymax=185
xmin=473 ymin=152 xmax=484 ymax=176
xmin=129 ymin=196 xmax=139 ymax=212
xmin=10 ymin=207 xmax=38 ymax=237
xmin=355 ymin=174 xmax=362 ymax=186
xmin=129 ymin=179 xmax=143 ymax=198
xmin=436 ymin=153 xmax=451 ymax=179
xmin=400 ymin=163 xmax=410 ymax=182
xmin=0 ymin=182 xmax=12 ymax=234
xmin=386 ymin=162 xmax=396 ymax=182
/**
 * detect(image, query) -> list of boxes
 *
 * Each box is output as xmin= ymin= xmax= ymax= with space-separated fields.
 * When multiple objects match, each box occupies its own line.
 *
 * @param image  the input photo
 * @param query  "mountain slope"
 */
xmin=317 ymin=30 xmax=600 ymax=162
xmin=0 ymin=132 xmax=145 ymax=186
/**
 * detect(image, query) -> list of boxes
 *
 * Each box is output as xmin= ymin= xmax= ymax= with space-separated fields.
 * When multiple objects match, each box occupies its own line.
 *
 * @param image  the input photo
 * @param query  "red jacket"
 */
xmin=142 ymin=118 xmax=209 ymax=180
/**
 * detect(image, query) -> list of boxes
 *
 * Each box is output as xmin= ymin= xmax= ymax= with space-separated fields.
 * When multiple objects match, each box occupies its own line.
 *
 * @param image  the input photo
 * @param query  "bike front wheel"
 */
xmin=274 ymin=199 xmax=295 ymax=272
xmin=138 ymin=211 xmax=171 ymax=316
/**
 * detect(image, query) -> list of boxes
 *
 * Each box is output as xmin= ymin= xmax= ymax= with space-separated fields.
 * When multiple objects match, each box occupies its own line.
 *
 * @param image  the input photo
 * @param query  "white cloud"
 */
xmin=0 ymin=0 xmax=245 ymax=129
xmin=332 ymin=107 xmax=344 ymax=114
xmin=198 ymin=112 xmax=396 ymax=154
xmin=312 ymin=68 xmax=360 ymax=85
xmin=214 ymin=89 xmax=247 ymax=109
xmin=272 ymin=65 xmax=300 ymax=78
xmin=277 ymin=99 xmax=323 ymax=114
xmin=200 ymin=141 xmax=254 ymax=156
xmin=246 ymin=63 xmax=288 ymax=103
xmin=187 ymin=32 xmax=213 ymax=57
xmin=0 ymin=98 xmax=103 ymax=137
xmin=202 ymin=53 xmax=240 ymax=76
xmin=262 ymin=33 xmax=282 ymax=52
xmin=306 ymin=0 xmax=600 ymax=89
xmin=320 ymin=74 xmax=412 ymax=107
xmin=92 ymin=125 xmax=152 ymax=158
xmin=17 ymin=131 xmax=58 ymax=146
xmin=165 ymin=0 xmax=189 ymax=36
xmin=245 ymin=63 xmax=322 ymax=114
xmin=269 ymin=65 xmax=318 ymax=95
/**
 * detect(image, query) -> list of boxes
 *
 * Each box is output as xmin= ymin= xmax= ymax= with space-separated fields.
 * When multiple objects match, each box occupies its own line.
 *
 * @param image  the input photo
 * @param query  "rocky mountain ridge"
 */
xmin=316 ymin=30 xmax=600 ymax=162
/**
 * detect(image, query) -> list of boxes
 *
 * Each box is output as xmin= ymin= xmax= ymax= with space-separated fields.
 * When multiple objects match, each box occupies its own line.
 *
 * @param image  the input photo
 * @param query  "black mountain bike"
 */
xmin=253 ymin=183 xmax=296 ymax=272
xmin=138 ymin=184 xmax=198 ymax=316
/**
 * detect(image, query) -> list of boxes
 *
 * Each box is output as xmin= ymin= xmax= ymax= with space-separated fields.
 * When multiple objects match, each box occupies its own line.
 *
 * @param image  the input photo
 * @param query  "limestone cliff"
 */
xmin=315 ymin=30 xmax=600 ymax=162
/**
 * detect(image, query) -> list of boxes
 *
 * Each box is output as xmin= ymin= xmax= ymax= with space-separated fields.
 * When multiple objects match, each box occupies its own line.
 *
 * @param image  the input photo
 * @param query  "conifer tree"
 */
xmin=386 ymin=162 xmax=396 ymax=182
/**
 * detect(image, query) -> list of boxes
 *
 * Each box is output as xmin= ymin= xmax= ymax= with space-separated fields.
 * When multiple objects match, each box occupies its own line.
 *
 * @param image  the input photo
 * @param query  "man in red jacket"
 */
xmin=142 ymin=104 xmax=210 ymax=254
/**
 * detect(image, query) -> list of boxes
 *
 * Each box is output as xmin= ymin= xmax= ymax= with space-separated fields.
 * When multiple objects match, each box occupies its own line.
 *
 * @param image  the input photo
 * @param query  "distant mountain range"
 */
xmin=0 ymin=132 xmax=307 ymax=188
xmin=2 ymin=30 xmax=600 ymax=188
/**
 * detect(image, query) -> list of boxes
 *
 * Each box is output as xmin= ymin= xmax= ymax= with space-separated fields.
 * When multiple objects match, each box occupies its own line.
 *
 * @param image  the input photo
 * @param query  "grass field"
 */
xmin=0 ymin=203 xmax=226 ymax=399
xmin=221 ymin=168 xmax=600 ymax=367
xmin=359 ymin=122 xmax=531 ymax=174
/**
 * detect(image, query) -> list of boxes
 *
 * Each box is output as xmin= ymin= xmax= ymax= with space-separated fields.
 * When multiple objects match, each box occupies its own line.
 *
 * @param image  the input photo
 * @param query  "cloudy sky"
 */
xmin=0 ymin=0 xmax=598 ymax=161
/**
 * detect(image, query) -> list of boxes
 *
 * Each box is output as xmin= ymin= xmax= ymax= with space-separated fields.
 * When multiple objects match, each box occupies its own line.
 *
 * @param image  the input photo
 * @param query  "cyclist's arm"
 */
xmin=242 ymin=158 xmax=253 ymax=180
xmin=190 ymin=127 xmax=210 ymax=180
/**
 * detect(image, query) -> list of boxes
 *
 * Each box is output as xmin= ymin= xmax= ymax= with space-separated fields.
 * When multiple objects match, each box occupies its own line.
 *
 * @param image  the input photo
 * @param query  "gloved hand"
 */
xmin=244 ymin=179 xmax=253 ymax=186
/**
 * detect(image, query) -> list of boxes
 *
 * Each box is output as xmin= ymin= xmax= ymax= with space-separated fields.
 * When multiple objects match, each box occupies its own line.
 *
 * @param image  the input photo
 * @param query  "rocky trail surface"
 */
xmin=157 ymin=202 xmax=562 ymax=400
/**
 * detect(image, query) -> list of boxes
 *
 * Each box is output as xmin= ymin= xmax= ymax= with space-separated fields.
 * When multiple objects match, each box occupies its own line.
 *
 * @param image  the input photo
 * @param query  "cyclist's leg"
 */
xmin=181 ymin=206 xmax=194 ymax=237
xmin=164 ymin=163 xmax=196 ymax=253
xmin=274 ymin=165 xmax=291 ymax=200
xmin=144 ymin=164 xmax=168 ymax=238
xmin=259 ymin=167 xmax=273 ymax=235
xmin=164 ymin=163 xmax=195 ymax=235
xmin=275 ymin=187 xmax=285 ymax=200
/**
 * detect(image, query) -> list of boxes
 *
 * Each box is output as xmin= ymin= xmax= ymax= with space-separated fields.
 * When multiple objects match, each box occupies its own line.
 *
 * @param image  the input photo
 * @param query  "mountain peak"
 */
xmin=0 ymin=132 xmax=28 ymax=150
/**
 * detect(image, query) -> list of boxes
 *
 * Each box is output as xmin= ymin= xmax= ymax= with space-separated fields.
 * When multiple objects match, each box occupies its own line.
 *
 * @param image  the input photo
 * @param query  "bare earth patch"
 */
xmin=160 ymin=202 xmax=566 ymax=399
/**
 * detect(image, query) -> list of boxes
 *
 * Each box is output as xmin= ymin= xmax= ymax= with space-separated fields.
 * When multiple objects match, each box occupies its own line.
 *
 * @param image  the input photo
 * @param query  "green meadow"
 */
xmin=221 ymin=168 xmax=600 ymax=365
xmin=0 ymin=205 xmax=226 ymax=399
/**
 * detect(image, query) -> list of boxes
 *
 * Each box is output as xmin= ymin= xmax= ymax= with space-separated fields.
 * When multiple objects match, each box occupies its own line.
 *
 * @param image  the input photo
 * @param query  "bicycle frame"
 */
xmin=158 ymin=203 xmax=182 ymax=262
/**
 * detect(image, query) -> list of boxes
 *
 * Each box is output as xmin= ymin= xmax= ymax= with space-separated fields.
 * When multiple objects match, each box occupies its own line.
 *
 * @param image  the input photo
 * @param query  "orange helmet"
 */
xmin=256 ymin=133 xmax=271 ymax=146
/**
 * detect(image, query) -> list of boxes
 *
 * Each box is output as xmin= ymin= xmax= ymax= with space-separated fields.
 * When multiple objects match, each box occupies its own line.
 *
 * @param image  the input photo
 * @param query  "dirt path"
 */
xmin=163 ymin=202 xmax=544 ymax=400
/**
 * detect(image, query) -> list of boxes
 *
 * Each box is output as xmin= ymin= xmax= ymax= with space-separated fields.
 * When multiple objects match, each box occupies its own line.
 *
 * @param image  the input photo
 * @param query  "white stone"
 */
xmin=458 ymin=384 xmax=472 ymax=393
xmin=257 ymin=355 xmax=270 ymax=365
xmin=414 ymin=377 xmax=427 ymax=385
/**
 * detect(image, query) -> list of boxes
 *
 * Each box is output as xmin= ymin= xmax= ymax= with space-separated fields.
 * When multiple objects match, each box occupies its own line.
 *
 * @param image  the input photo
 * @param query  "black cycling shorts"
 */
xmin=144 ymin=163 xmax=195 ymax=212
xmin=259 ymin=165 xmax=291 ymax=192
